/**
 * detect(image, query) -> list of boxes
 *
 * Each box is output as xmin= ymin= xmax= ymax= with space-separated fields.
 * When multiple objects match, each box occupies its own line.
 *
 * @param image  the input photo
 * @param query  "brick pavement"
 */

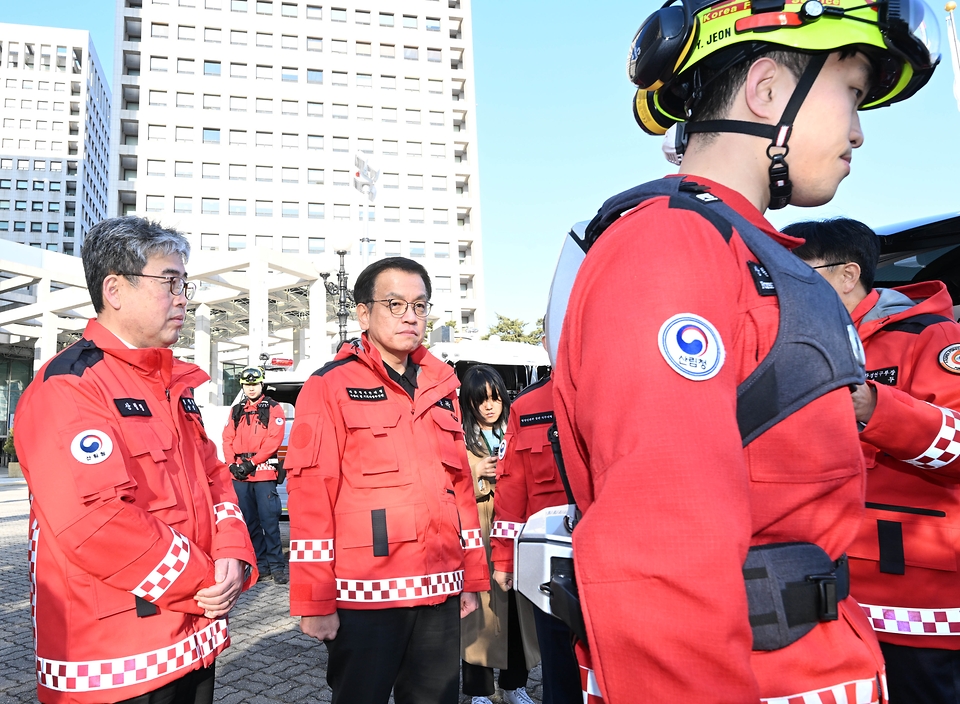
xmin=0 ymin=477 xmax=543 ymax=703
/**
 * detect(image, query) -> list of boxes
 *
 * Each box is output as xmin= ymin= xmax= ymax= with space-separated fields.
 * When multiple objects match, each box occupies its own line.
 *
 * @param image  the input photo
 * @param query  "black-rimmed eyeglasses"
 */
xmin=368 ymin=299 xmax=433 ymax=318
xmin=120 ymin=272 xmax=197 ymax=300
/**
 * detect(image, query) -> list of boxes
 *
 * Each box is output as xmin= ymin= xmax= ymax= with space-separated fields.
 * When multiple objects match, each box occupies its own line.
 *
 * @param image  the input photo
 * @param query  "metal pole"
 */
xmin=336 ymin=249 xmax=349 ymax=344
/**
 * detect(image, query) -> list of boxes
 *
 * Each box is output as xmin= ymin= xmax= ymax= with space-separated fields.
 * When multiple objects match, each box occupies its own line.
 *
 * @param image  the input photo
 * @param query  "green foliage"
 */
xmin=444 ymin=320 xmax=458 ymax=329
xmin=3 ymin=429 xmax=15 ymax=462
xmin=483 ymin=314 xmax=545 ymax=345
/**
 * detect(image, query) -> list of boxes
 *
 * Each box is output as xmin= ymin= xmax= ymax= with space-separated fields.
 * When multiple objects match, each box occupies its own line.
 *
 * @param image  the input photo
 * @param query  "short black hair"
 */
xmin=353 ymin=256 xmax=432 ymax=303
xmin=785 ymin=217 xmax=881 ymax=292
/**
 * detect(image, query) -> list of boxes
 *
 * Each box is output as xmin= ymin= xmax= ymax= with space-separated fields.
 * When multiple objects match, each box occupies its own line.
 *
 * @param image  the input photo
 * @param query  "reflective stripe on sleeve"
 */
xmin=213 ymin=502 xmax=244 ymax=524
xmin=337 ymin=569 xmax=463 ymax=602
xmin=580 ymin=665 xmax=603 ymax=703
xmin=490 ymin=521 xmax=524 ymax=540
xmin=131 ymin=527 xmax=190 ymax=602
xmin=906 ymin=405 xmax=960 ymax=469
xmin=461 ymin=528 xmax=483 ymax=549
xmin=37 ymin=619 xmax=228 ymax=693
xmin=289 ymin=539 xmax=334 ymax=562
xmin=760 ymin=676 xmax=879 ymax=704
xmin=861 ymin=602 xmax=960 ymax=635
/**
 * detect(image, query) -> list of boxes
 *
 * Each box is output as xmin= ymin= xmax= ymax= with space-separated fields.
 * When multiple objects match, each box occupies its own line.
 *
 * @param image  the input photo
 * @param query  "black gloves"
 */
xmin=229 ymin=459 xmax=257 ymax=481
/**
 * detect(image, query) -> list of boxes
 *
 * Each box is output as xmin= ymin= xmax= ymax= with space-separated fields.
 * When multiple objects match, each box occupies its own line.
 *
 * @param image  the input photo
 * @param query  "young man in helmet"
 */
xmin=788 ymin=217 xmax=960 ymax=704
xmin=550 ymin=0 xmax=940 ymax=701
xmin=222 ymin=366 xmax=288 ymax=583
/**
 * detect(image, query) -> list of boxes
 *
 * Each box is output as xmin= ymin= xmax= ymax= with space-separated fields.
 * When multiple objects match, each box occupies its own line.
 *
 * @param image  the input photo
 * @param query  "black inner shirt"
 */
xmin=384 ymin=361 xmax=418 ymax=399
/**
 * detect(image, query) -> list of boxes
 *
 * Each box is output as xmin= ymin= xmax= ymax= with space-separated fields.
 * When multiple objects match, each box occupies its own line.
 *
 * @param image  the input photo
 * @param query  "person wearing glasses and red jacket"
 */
xmin=285 ymin=257 xmax=488 ymax=704
xmin=15 ymin=217 xmax=256 ymax=704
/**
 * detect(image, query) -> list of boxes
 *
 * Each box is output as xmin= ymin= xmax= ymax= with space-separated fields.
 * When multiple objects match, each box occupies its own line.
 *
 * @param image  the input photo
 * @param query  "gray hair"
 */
xmin=81 ymin=217 xmax=191 ymax=313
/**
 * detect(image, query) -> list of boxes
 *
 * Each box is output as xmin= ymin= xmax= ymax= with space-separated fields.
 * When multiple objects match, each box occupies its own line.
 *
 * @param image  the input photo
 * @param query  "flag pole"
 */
xmin=947 ymin=2 xmax=960 ymax=111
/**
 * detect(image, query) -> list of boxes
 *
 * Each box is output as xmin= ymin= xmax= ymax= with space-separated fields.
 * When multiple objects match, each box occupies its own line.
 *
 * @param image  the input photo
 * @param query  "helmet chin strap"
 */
xmin=678 ymin=53 xmax=828 ymax=210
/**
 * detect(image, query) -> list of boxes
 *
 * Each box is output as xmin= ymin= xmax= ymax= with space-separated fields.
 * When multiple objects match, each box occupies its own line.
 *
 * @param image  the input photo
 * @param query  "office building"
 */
xmin=0 ymin=24 xmax=111 ymax=255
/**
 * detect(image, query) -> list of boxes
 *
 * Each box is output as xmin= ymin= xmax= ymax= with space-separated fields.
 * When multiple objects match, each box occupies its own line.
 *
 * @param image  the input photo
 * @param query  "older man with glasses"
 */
xmin=285 ymin=256 xmax=489 ymax=704
xmin=14 ymin=216 xmax=257 ymax=704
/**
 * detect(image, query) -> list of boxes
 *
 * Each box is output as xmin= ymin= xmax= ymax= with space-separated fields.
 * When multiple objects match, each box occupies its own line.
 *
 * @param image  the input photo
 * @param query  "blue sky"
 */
xmin=6 ymin=1 xmax=960 ymax=329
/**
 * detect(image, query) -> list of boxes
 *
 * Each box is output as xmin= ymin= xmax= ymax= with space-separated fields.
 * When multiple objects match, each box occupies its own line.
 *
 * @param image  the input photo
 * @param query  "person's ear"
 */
xmin=743 ymin=56 xmax=794 ymax=122
xmin=101 ymin=274 xmax=123 ymax=312
xmin=357 ymin=302 xmax=371 ymax=332
xmin=841 ymin=262 xmax=862 ymax=295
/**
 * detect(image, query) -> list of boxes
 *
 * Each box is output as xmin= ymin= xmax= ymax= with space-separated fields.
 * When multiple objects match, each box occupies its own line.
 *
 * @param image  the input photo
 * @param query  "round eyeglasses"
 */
xmin=368 ymin=299 xmax=433 ymax=318
xmin=120 ymin=272 xmax=197 ymax=300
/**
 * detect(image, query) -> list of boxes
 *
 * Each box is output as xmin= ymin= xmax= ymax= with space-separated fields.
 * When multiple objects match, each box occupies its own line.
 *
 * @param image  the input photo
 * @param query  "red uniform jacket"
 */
xmin=553 ymin=177 xmax=884 ymax=703
xmin=285 ymin=335 xmax=489 ymax=616
xmin=222 ymin=395 xmax=285 ymax=482
xmin=15 ymin=320 xmax=257 ymax=704
xmin=846 ymin=282 xmax=960 ymax=648
xmin=490 ymin=375 xmax=569 ymax=574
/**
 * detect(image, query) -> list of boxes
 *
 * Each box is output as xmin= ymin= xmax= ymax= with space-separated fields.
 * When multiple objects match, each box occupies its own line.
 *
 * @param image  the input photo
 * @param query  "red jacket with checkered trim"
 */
xmin=845 ymin=281 xmax=960 ymax=648
xmin=489 ymin=375 xmax=569 ymax=574
xmin=285 ymin=335 xmax=489 ymax=616
xmin=553 ymin=176 xmax=885 ymax=703
xmin=222 ymin=395 xmax=285 ymax=481
xmin=15 ymin=319 xmax=257 ymax=704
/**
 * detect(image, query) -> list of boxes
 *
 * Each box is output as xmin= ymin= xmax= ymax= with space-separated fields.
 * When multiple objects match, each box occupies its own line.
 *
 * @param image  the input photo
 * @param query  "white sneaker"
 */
xmin=471 ymin=697 xmax=494 ymax=704
xmin=503 ymin=688 xmax=536 ymax=704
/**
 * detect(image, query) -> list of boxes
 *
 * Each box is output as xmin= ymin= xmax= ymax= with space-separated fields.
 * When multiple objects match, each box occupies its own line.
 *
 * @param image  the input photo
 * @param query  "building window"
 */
xmin=231 ymin=0 xmax=247 ymax=11
xmin=381 ymin=74 xmax=396 ymax=90
xmin=382 ymin=173 xmax=399 ymax=189
xmin=256 ymin=200 xmax=272 ymax=216
xmin=150 ymin=56 xmax=169 ymax=72
xmin=230 ymin=30 xmax=247 ymax=44
xmin=357 ymin=105 xmax=373 ymax=121
xmin=409 ymin=210 xmax=424 ymax=225
xmin=307 ymin=168 xmax=324 ymax=184
xmin=146 ymin=159 xmax=165 ymax=176
xmin=429 ymin=111 xmax=444 ymax=126
xmin=404 ymin=46 xmax=418 ymax=61
xmin=306 ymin=4 xmax=321 ymax=19
xmin=405 ymin=109 xmax=421 ymax=124
xmin=175 ymin=161 xmax=193 ymax=177
xmin=32 ymin=202 xmax=44 ymax=212
xmin=332 ymin=40 xmax=347 ymax=54
xmin=426 ymin=17 xmax=441 ymax=31
xmin=13 ymin=222 xmax=25 ymax=232
xmin=331 ymin=7 xmax=346 ymax=22
xmin=282 ymin=167 xmax=298 ymax=183
xmin=307 ymin=69 xmax=323 ymax=84
xmin=256 ymin=165 xmax=273 ymax=182
xmin=307 ymin=203 xmax=324 ymax=219
xmin=176 ymin=91 xmax=195 ymax=107
xmin=332 ymin=137 xmax=348 ymax=153
xmin=229 ymin=163 xmax=246 ymax=180
xmin=430 ymin=142 xmax=445 ymax=158
xmin=146 ymin=195 xmax=164 ymax=212
xmin=379 ymin=12 xmax=394 ymax=26
xmin=407 ymin=141 xmax=422 ymax=157
xmin=281 ymin=2 xmax=296 ymax=16
xmin=30 ymin=222 xmax=43 ymax=232
xmin=256 ymin=65 xmax=272 ymax=80
xmin=282 ymin=201 xmax=298 ymax=218
xmin=202 ymin=162 xmax=220 ymax=179
xmin=307 ymin=134 xmax=323 ymax=150
xmin=433 ymin=211 xmax=449 ymax=226
xmin=203 ymin=128 xmax=220 ymax=143
xmin=229 ymin=199 xmax=246 ymax=215
xmin=358 ymin=138 xmax=373 ymax=154
xmin=228 ymin=234 xmax=246 ymax=250
xmin=380 ymin=44 xmax=395 ymax=59
xmin=256 ymin=97 xmax=273 ymax=113
xmin=256 ymin=0 xmax=272 ymax=13
xmin=204 ymin=60 xmax=221 ymax=76
xmin=179 ymin=26 xmax=196 ymax=40
xmin=308 ymin=237 xmax=325 ymax=253
xmin=230 ymin=95 xmax=247 ymax=111
xmin=47 ymin=223 xmax=58 ymax=233
xmin=307 ymin=101 xmax=323 ymax=117
xmin=332 ymin=104 xmax=348 ymax=119
xmin=149 ymin=90 xmax=167 ymax=106
xmin=32 ymin=180 xmax=45 ymax=191
xmin=230 ymin=62 xmax=247 ymax=78
xmin=281 ymin=34 xmax=297 ymax=49
xmin=229 ymin=129 xmax=246 ymax=145
xmin=174 ymin=196 xmax=192 ymax=213
xmin=333 ymin=204 xmax=350 ymax=221
xmin=382 ymin=107 xmax=397 ymax=123
xmin=385 ymin=239 xmax=401 ymax=255
xmin=405 ymin=77 xmax=419 ymax=92
xmin=432 ymin=175 xmax=447 ymax=191
xmin=176 ymin=126 xmax=194 ymax=142
xmin=282 ymin=236 xmax=299 ymax=253
xmin=307 ymin=37 xmax=322 ymax=52
xmin=331 ymin=71 xmax=346 ymax=86
xmin=357 ymin=42 xmax=371 ymax=57
xmin=201 ymin=198 xmax=219 ymax=215
xmin=282 ymin=133 xmax=297 ymax=148
xmin=427 ymin=48 xmax=442 ymax=63
xmin=205 ymin=28 xmax=222 ymax=43
xmin=148 ymin=124 xmax=166 ymax=141
xmin=201 ymin=233 xmax=219 ymax=251
xmin=403 ymin=15 xmax=417 ymax=29
xmin=333 ymin=169 xmax=349 ymax=186
xmin=152 ymin=23 xmax=170 ymax=38
xmin=282 ymin=66 xmax=298 ymax=82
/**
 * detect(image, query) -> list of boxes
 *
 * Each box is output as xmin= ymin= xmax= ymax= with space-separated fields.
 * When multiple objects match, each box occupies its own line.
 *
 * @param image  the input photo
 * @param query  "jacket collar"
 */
xmin=853 ymin=281 xmax=954 ymax=341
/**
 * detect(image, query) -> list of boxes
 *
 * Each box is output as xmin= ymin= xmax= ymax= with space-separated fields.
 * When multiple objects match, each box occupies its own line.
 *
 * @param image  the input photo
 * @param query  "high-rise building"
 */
xmin=0 ymin=25 xmax=111 ymax=256
xmin=110 ymin=0 xmax=485 ymax=335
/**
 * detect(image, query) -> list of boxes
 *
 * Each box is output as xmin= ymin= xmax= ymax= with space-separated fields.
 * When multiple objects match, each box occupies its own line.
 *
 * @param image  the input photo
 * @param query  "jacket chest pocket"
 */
xmin=848 ymin=508 xmax=958 ymax=573
xmin=122 ymin=421 xmax=188 ymax=523
xmin=341 ymin=402 xmax=408 ymax=488
xmin=514 ymin=425 xmax=556 ymax=495
xmin=431 ymin=406 xmax=467 ymax=473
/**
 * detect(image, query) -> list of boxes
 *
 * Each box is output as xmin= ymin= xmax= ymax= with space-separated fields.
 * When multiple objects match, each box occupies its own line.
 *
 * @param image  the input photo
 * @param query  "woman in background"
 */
xmin=459 ymin=365 xmax=538 ymax=704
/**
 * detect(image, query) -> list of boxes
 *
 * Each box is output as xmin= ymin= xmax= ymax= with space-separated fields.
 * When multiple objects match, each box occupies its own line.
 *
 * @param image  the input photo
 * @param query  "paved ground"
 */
xmin=0 ymin=475 xmax=543 ymax=703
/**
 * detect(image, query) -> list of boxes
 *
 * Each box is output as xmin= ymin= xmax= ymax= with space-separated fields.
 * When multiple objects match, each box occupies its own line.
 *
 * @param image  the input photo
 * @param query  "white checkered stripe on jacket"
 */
xmin=213 ymin=502 xmax=244 ymax=524
xmin=861 ymin=602 xmax=960 ymax=635
xmin=37 ymin=619 xmax=229 ymax=693
xmin=490 ymin=521 xmax=524 ymax=540
xmin=461 ymin=528 xmax=484 ymax=549
xmin=289 ymin=539 xmax=334 ymax=562
xmin=760 ymin=676 xmax=880 ymax=704
xmin=131 ymin=527 xmax=190 ymax=602
xmin=906 ymin=404 xmax=960 ymax=469
xmin=337 ymin=569 xmax=463 ymax=602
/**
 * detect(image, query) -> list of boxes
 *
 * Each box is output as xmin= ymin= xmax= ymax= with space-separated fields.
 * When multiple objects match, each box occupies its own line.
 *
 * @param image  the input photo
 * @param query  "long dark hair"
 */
xmin=459 ymin=364 xmax=510 ymax=458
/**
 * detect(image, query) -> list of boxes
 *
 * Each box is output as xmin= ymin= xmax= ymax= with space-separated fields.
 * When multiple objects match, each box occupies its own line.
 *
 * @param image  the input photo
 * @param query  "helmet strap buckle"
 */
xmin=767 ymin=152 xmax=792 ymax=210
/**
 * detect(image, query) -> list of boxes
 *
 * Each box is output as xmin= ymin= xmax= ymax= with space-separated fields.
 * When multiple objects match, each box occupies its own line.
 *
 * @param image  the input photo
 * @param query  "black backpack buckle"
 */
xmin=807 ymin=573 xmax=839 ymax=621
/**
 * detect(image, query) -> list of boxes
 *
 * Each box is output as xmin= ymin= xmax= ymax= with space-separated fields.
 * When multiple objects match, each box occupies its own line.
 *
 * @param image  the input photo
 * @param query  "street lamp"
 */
xmin=335 ymin=247 xmax=350 ymax=345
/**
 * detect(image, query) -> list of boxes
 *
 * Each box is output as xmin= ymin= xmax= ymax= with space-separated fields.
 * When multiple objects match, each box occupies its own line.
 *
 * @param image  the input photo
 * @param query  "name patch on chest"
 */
xmin=435 ymin=398 xmax=454 ymax=412
xmin=866 ymin=366 xmax=899 ymax=386
xmin=519 ymin=412 xmax=555 ymax=427
xmin=180 ymin=397 xmax=201 ymax=415
xmin=114 ymin=398 xmax=151 ymax=417
xmin=747 ymin=261 xmax=776 ymax=297
xmin=347 ymin=386 xmax=388 ymax=401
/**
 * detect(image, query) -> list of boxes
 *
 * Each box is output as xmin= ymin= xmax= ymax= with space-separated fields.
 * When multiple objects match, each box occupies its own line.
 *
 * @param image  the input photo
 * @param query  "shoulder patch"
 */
xmin=44 ymin=339 xmax=104 ymax=381
xmin=939 ymin=344 xmax=960 ymax=375
xmin=435 ymin=398 xmax=454 ymax=412
xmin=747 ymin=261 xmax=776 ymax=297
xmin=513 ymin=372 xmax=552 ymax=401
xmin=70 ymin=429 xmax=114 ymax=464
xmin=313 ymin=356 xmax=359 ymax=377
xmin=181 ymin=397 xmax=202 ymax=416
xmin=667 ymin=195 xmax=733 ymax=243
xmin=658 ymin=313 xmax=725 ymax=381
xmin=114 ymin=398 xmax=152 ymax=417
xmin=883 ymin=313 xmax=953 ymax=335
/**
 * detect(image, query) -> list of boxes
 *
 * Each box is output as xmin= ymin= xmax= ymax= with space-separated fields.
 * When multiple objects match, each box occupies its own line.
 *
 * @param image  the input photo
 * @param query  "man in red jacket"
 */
xmin=550 ymin=0 xmax=939 ymax=701
xmin=790 ymin=217 xmax=960 ymax=704
xmin=222 ymin=366 xmax=288 ymax=583
xmin=490 ymin=373 xmax=581 ymax=704
xmin=285 ymin=257 xmax=488 ymax=704
xmin=15 ymin=217 xmax=257 ymax=704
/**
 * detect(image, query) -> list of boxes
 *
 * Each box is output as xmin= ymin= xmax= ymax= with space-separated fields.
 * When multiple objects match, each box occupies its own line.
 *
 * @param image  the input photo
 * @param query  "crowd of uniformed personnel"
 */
xmin=12 ymin=0 xmax=960 ymax=702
